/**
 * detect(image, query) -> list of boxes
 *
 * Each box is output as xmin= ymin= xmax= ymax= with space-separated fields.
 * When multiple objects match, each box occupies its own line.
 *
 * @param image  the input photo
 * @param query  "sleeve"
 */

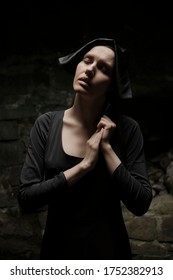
xmin=112 ymin=117 xmax=152 ymax=216
xmin=18 ymin=112 xmax=68 ymax=212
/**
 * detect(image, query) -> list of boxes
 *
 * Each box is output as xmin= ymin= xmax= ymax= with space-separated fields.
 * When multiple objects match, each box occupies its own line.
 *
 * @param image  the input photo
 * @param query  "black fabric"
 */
xmin=58 ymin=38 xmax=132 ymax=99
xmin=18 ymin=110 xmax=152 ymax=260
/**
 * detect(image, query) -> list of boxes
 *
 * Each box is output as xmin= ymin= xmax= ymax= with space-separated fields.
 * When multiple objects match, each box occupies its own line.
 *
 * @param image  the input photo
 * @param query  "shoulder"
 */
xmin=117 ymin=114 xmax=139 ymax=131
xmin=117 ymin=114 xmax=138 ymax=125
xmin=116 ymin=114 xmax=142 ymax=141
xmin=36 ymin=111 xmax=54 ymax=124
xmin=34 ymin=112 xmax=54 ymax=133
xmin=31 ymin=110 xmax=64 ymax=140
xmin=35 ymin=110 xmax=64 ymax=127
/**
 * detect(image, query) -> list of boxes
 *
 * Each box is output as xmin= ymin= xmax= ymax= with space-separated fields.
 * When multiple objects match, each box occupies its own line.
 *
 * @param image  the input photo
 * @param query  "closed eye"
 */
xmin=83 ymin=54 xmax=113 ymax=76
xmin=98 ymin=62 xmax=112 ymax=76
xmin=83 ymin=54 xmax=93 ymax=65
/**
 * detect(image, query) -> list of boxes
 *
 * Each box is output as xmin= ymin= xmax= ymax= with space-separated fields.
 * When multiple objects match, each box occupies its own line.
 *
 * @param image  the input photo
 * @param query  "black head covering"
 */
xmin=58 ymin=38 xmax=132 ymax=99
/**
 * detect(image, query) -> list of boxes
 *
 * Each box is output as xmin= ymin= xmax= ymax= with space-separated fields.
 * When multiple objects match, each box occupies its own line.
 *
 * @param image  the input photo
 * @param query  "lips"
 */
xmin=78 ymin=77 xmax=91 ymax=87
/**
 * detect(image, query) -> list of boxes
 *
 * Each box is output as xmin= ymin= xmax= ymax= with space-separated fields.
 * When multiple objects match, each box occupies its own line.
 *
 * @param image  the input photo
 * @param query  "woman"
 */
xmin=18 ymin=38 xmax=152 ymax=260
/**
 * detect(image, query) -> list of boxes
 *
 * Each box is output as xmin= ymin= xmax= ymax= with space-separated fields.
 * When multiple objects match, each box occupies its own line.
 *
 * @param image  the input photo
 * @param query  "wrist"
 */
xmin=79 ymin=160 xmax=92 ymax=173
xmin=101 ymin=142 xmax=112 ymax=154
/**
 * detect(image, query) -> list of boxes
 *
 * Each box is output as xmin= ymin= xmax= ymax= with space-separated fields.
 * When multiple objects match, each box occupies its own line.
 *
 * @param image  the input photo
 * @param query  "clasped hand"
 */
xmin=83 ymin=115 xmax=116 ymax=170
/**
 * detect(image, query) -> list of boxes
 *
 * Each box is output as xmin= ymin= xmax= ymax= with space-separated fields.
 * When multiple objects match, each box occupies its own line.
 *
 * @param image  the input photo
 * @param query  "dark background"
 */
xmin=0 ymin=3 xmax=173 ymax=260
xmin=0 ymin=3 xmax=172 ymax=56
xmin=0 ymin=3 xmax=173 ymax=152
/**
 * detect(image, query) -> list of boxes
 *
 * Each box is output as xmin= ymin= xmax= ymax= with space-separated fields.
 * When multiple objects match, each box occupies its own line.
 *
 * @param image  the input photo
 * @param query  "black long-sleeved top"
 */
xmin=18 ymin=110 xmax=152 ymax=260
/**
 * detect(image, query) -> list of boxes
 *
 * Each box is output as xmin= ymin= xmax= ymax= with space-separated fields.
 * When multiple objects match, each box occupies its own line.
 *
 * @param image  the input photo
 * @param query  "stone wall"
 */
xmin=124 ymin=149 xmax=173 ymax=260
xmin=0 ymin=52 xmax=173 ymax=260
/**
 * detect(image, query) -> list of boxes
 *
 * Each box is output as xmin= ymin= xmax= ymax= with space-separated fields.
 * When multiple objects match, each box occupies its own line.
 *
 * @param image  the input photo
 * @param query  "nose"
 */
xmin=85 ymin=65 xmax=95 ymax=78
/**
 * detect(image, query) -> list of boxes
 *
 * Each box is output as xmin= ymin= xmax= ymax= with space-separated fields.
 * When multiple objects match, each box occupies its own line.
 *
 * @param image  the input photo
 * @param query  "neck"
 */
xmin=68 ymin=95 xmax=106 ymax=127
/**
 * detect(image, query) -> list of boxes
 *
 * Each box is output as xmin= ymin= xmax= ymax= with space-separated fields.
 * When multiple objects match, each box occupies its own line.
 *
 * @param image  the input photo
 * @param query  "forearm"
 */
xmin=18 ymin=171 xmax=67 ymax=212
xmin=101 ymin=143 xmax=152 ymax=215
xmin=64 ymin=160 xmax=91 ymax=187
xmin=112 ymin=163 xmax=152 ymax=215
xmin=101 ymin=143 xmax=121 ymax=174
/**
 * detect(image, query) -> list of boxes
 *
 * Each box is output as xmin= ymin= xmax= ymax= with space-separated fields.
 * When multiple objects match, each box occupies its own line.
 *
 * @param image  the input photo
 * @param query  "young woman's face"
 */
xmin=73 ymin=46 xmax=115 ymax=101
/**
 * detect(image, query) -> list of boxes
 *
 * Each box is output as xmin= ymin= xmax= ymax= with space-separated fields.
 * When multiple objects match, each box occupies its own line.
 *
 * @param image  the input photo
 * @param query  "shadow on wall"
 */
xmin=120 ymin=96 xmax=173 ymax=156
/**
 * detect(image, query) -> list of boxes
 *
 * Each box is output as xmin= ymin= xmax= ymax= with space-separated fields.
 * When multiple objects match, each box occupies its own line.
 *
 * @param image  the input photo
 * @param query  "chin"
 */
xmin=74 ymin=85 xmax=90 ymax=94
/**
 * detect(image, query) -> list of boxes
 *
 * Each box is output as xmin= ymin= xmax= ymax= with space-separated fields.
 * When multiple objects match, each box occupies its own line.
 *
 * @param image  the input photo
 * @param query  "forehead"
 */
xmin=85 ymin=45 xmax=115 ymax=64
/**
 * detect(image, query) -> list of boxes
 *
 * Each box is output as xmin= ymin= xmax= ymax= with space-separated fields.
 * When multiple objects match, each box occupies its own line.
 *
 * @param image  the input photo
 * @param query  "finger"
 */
xmin=93 ymin=128 xmax=103 ymax=143
xmin=97 ymin=120 xmax=106 ymax=130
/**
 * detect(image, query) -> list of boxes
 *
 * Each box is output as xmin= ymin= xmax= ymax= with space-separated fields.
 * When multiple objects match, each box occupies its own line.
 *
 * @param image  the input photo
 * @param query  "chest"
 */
xmin=62 ymin=125 xmax=91 ymax=158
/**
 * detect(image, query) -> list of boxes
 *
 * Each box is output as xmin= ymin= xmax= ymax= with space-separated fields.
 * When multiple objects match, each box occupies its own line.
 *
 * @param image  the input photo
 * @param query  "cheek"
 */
xmin=97 ymin=76 xmax=112 ymax=91
xmin=73 ymin=67 xmax=82 ymax=90
xmin=76 ymin=63 xmax=83 ymax=73
xmin=73 ymin=64 xmax=83 ymax=80
xmin=73 ymin=66 xmax=80 ymax=83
